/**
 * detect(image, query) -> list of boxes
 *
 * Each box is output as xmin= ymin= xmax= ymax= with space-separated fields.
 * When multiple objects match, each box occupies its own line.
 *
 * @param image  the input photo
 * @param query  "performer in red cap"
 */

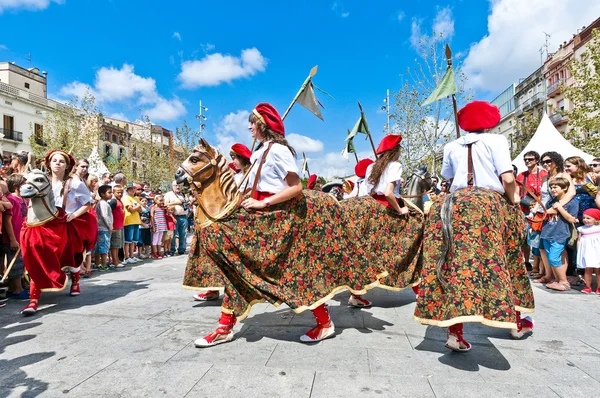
xmin=307 ymin=174 xmax=318 ymax=190
xmin=230 ymin=143 xmax=252 ymax=188
xmin=577 ymin=208 xmax=600 ymax=293
xmin=188 ymin=102 xmax=385 ymax=347
xmin=345 ymin=158 xmax=374 ymax=198
xmin=21 ymin=150 xmax=98 ymax=315
xmin=414 ymin=101 xmax=535 ymax=351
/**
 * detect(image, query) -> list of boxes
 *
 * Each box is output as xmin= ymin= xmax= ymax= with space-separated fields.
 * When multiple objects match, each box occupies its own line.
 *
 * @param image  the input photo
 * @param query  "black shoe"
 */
xmin=525 ymin=262 xmax=532 ymax=271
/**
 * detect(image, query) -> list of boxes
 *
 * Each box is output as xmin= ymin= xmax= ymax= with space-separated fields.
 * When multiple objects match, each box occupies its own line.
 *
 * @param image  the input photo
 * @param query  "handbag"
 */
xmin=529 ymin=212 xmax=545 ymax=232
xmin=567 ymin=222 xmax=578 ymax=249
xmin=520 ymin=194 xmax=536 ymax=208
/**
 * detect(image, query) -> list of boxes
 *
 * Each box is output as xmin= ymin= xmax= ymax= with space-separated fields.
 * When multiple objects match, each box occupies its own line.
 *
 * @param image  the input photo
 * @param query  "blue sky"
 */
xmin=1 ymin=0 xmax=598 ymax=177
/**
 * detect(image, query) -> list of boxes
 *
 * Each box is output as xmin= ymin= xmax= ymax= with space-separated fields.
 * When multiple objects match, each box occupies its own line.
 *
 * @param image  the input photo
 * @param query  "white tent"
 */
xmin=513 ymin=113 xmax=595 ymax=173
xmin=88 ymin=146 xmax=110 ymax=178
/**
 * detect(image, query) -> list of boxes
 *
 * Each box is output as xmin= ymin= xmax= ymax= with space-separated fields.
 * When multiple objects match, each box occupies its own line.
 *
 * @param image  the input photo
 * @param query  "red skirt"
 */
xmin=61 ymin=211 xmax=98 ymax=270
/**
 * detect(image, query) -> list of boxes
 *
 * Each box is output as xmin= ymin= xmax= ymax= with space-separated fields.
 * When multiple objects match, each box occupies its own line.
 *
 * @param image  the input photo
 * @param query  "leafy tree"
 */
xmin=563 ymin=28 xmax=600 ymax=156
xmin=391 ymin=32 xmax=472 ymax=176
xmin=29 ymin=90 xmax=101 ymax=161
xmin=510 ymin=110 xmax=542 ymax=158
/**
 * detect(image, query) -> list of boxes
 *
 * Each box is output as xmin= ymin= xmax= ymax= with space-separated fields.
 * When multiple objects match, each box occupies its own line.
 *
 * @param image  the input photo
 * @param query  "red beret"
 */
xmin=231 ymin=143 xmax=252 ymax=160
xmin=228 ymin=162 xmax=240 ymax=173
xmin=253 ymin=103 xmax=285 ymax=135
xmin=375 ymin=134 xmax=402 ymax=155
xmin=355 ymin=159 xmax=374 ymax=178
xmin=307 ymin=174 xmax=318 ymax=189
xmin=45 ymin=150 xmax=76 ymax=172
xmin=457 ymin=101 xmax=501 ymax=132
xmin=584 ymin=208 xmax=600 ymax=221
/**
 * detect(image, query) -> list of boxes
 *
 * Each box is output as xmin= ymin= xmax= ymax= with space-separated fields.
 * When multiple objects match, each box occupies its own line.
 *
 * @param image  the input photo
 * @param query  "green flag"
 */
xmin=421 ymin=65 xmax=457 ymax=106
xmin=341 ymin=138 xmax=356 ymax=160
xmin=347 ymin=113 xmax=369 ymax=141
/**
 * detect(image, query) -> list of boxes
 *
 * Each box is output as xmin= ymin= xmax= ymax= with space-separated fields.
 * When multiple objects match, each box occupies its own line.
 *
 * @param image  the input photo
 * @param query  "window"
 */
xmin=3 ymin=115 xmax=14 ymax=131
xmin=104 ymin=132 xmax=110 ymax=141
xmin=24 ymin=82 xmax=30 ymax=89
xmin=558 ymin=99 xmax=565 ymax=112
xmin=112 ymin=134 xmax=117 ymax=143
xmin=104 ymin=144 xmax=112 ymax=156
xmin=119 ymin=148 xmax=125 ymax=160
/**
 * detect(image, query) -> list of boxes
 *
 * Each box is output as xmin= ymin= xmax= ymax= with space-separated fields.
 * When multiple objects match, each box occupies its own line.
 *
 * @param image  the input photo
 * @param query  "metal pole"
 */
xmin=386 ymin=89 xmax=391 ymax=134
xmin=196 ymin=100 xmax=207 ymax=139
xmin=445 ymin=45 xmax=461 ymax=138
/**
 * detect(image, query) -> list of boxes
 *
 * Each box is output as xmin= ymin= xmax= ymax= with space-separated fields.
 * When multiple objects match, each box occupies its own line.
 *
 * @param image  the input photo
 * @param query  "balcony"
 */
xmin=0 ymin=128 xmax=24 ymax=142
xmin=515 ymin=92 xmax=544 ymax=115
xmin=550 ymin=112 xmax=568 ymax=125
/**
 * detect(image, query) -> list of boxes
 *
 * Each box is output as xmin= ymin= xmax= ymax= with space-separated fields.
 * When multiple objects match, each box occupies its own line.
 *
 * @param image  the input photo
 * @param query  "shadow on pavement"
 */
xmin=414 ymin=325 xmax=511 ymax=372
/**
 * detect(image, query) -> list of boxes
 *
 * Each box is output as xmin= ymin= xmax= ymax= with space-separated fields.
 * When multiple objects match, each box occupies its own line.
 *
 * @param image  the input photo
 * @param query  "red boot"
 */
xmin=193 ymin=290 xmax=220 ymax=301
xmin=70 ymin=270 xmax=81 ymax=296
xmin=194 ymin=312 xmax=236 ymax=348
xmin=445 ymin=323 xmax=471 ymax=352
xmin=22 ymin=281 xmax=41 ymax=316
xmin=510 ymin=311 xmax=534 ymax=339
xmin=300 ymin=304 xmax=335 ymax=343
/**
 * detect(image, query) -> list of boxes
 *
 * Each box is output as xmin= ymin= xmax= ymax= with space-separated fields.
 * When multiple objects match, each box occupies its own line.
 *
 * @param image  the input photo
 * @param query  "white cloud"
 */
xmin=178 ymin=48 xmax=267 ymax=88
xmin=332 ymin=1 xmax=349 ymax=18
xmin=287 ymin=133 xmax=324 ymax=153
xmin=172 ymin=32 xmax=181 ymax=41
xmin=109 ymin=113 xmax=129 ymax=121
xmin=463 ymin=0 xmax=600 ymax=93
xmin=0 ymin=44 xmax=7 ymax=50
xmin=341 ymin=12 xmax=349 ymax=18
xmin=397 ymin=11 xmax=405 ymax=23
xmin=305 ymin=150 xmax=374 ymax=179
xmin=0 ymin=0 xmax=63 ymax=13
xmin=60 ymin=63 xmax=185 ymax=123
xmin=410 ymin=7 xmax=454 ymax=48
xmin=213 ymin=110 xmax=252 ymax=154
xmin=144 ymin=97 xmax=186 ymax=122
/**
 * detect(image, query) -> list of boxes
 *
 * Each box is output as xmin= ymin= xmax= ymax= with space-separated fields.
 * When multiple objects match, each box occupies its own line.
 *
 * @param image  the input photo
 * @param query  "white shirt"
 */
xmin=442 ymin=133 xmax=512 ymax=194
xmin=234 ymin=171 xmax=244 ymax=189
xmin=53 ymin=177 xmax=92 ymax=214
xmin=164 ymin=191 xmax=187 ymax=216
xmin=364 ymin=161 xmax=403 ymax=197
xmin=343 ymin=178 xmax=368 ymax=199
xmin=247 ymin=142 xmax=298 ymax=194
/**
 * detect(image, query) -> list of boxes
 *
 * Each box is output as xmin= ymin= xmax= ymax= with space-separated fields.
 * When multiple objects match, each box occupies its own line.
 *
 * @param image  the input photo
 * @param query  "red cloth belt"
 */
xmin=371 ymin=194 xmax=400 ymax=209
xmin=253 ymin=191 xmax=275 ymax=201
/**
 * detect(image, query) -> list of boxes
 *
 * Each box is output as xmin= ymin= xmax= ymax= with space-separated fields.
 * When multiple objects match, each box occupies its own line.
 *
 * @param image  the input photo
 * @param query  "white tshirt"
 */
xmin=234 ymin=171 xmax=245 ymax=189
xmin=344 ymin=178 xmax=369 ymax=199
xmin=442 ymin=133 xmax=512 ymax=194
xmin=247 ymin=141 xmax=298 ymax=194
xmin=364 ymin=161 xmax=403 ymax=197
xmin=53 ymin=177 xmax=92 ymax=214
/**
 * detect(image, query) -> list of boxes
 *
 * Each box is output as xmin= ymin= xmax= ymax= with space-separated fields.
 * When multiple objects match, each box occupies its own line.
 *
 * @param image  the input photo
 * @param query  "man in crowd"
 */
xmin=101 ymin=172 xmax=113 ymax=186
xmin=164 ymin=181 xmax=189 ymax=255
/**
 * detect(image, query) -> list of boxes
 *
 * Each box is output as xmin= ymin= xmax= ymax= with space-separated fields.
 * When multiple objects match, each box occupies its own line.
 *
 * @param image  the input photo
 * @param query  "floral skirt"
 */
xmin=183 ymin=190 xmax=387 ymax=319
xmin=339 ymin=196 xmax=424 ymax=290
xmin=413 ymin=187 xmax=534 ymax=329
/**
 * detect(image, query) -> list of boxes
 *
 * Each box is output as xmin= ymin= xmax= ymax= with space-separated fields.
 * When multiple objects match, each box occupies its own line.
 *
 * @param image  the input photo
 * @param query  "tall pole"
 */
xmin=445 ymin=45 xmax=461 ymax=139
xmin=386 ymin=89 xmax=391 ymax=134
xmin=196 ymin=100 xmax=207 ymax=139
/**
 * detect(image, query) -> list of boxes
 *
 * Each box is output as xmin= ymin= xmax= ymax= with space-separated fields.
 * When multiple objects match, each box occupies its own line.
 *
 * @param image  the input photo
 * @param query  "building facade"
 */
xmin=514 ymin=66 xmax=545 ymax=120
xmin=0 ymin=62 xmax=62 ymax=160
xmin=490 ymin=84 xmax=517 ymax=149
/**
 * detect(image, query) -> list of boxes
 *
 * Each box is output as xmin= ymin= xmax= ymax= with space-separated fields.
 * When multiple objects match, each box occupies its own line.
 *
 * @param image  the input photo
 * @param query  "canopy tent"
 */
xmin=513 ymin=113 xmax=595 ymax=173
xmin=88 ymin=146 xmax=110 ymax=178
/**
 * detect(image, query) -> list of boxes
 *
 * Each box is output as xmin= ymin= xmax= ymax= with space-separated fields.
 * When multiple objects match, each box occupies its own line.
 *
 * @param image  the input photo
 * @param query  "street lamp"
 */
xmin=196 ymin=100 xmax=208 ymax=138
xmin=382 ymin=89 xmax=391 ymax=134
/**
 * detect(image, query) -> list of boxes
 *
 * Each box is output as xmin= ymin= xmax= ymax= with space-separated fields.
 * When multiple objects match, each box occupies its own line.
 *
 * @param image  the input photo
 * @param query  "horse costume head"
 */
xmin=403 ymin=165 xmax=433 ymax=211
xmin=20 ymin=167 xmax=59 ymax=225
xmin=175 ymin=138 xmax=242 ymax=229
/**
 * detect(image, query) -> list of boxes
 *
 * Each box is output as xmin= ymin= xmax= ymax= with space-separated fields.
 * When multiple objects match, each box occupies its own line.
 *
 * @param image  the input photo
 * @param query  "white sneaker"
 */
xmin=116 ymin=263 xmax=125 ymax=268
xmin=194 ymin=328 xmax=234 ymax=348
xmin=131 ymin=257 xmax=140 ymax=263
xmin=122 ymin=258 xmax=131 ymax=265
xmin=348 ymin=295 xmax=371 ymax=307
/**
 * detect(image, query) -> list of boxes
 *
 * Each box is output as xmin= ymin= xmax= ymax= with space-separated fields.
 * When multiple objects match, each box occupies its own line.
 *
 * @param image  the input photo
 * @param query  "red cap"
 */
xmin=375 ymin=134 xmax=402 ymax=155
xmin=231 ymin=143 xmax=252 ymax=160
xmin=45 ymin=150 xmax=76 ymax=172
xmin=253 ymin=103 xmax=285 ymax=135
xmin=457 ymin=101 xmax=501 ymax=132
xmin=354 ymin=159 xmax=374 ymax=178
xmin=307 ymin=174 xmax=318 ymax=189
xmin=228 ymin=162 xmax=240 ymax=173
xmin=346 ymin=180 xmax=355 ymax=190
xmin=584 ymin=208 xmax=600 ymax=221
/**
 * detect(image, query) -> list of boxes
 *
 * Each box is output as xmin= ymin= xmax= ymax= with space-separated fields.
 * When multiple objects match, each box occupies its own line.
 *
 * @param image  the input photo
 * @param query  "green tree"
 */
xmin=391 ymin=32 xmax=472 ymax=175
xmin=29 ymin=90 xmax=101 ymax=161
xmin=563 ymin=28 xmax=600 ymax=155
xmin=510 ymin=110 xmax=542 ymax=158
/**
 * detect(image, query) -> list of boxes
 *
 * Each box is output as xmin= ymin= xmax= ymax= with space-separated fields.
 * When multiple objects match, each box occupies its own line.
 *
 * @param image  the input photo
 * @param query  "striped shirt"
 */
xmin=152 ymin=206 xmax=168 ymax=232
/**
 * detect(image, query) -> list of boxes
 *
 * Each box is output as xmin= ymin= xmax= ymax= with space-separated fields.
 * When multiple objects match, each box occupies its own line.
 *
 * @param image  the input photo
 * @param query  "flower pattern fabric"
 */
xmin=414 ymin=187 xmax=535 ymax=329
xmin=183 ymin=190 xmax=388 ymax=319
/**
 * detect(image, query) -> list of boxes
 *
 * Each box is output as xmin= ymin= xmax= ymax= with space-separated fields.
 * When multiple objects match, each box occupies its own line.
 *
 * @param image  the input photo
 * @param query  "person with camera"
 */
xmin=164 ymin=181 xmax=189 ymax=255
xmin=516 ymin=151 xmax=547 ymax=270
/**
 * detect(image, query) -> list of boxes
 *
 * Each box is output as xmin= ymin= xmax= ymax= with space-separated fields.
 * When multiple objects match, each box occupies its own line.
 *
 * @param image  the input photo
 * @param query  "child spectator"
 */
xmin=577 ymin=208 xmax=600 ymax=294
xmin=163 ymin=207 xmax=176 ymax=256
xmin=95 ymin=185 xmax=113 ymax=272
xmin=108 ymin=185 xmax=125 ymax=268
xmin=1 ymin=174 xmax=28 ymax=299
xmin=423 ymin=188 xmax=439 ymax=216
xmin=150 ymin=194 xmax=168 ymax=258
xmin=137 ymin=197 xmax=152 ymax=259
xmin=539 ymin=177 xmax=579 ymax=291
xmin=122 ymin=184 xmax=142 ymax=264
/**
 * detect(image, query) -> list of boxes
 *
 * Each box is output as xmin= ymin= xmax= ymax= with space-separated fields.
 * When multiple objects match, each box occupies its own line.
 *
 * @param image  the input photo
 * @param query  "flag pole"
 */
xmin=251 ymin=65 xmax=319 ymax=151
xmin=358 ymin=101 xmax=378 ymax=158
xmin=302 ymin=152 xmax=311 ymax=176
xmin=354 ymin=151 xmax=359 ymax=164
xmin=445 ymin=44 xmax=461 ymax=139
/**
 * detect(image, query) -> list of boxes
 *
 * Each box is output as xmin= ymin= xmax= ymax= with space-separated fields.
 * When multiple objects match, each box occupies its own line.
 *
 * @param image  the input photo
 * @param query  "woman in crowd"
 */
xmin=414 ymin=101 xmax=534 ymax=351
xmin=22 ymin=151 xmax=98 ymax=315
xmin=565 ymin=156 xmax=598 ymax=224
xmin=230 ymin=143 xmax=252 ymax=188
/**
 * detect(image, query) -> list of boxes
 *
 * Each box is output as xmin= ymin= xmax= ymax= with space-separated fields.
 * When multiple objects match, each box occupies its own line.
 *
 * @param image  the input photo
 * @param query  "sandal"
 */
xmin=529 ymin=272 xmax=543 ymax=279
xmin=548 ymin=282 xmax=571 ymax=291
xmin=532 ymin=276 xmax=552 ymax=283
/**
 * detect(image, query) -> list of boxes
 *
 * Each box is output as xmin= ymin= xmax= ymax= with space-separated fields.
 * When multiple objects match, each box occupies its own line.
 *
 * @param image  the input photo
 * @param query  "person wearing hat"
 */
xmin=122 ymin=183 xmax=143 ymax=264
xmin=230 ymin=143 xmax=252 ymax=188
xmin=21 ymin=150 xmax=98 ymax=315
xmin=187 ymin=103 xmax=385 ymax=348
xmin=307 ymin=174 xmax=319 ymax=190
xmin=414 ymin=101 xmax=535 ymax=351
xmin=345 ymin=159 xmax=374 ymax=198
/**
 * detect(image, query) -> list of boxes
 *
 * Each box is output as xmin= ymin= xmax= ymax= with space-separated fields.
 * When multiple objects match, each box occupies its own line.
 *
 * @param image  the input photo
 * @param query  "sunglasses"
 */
xmin=542 ymin=159 xmax=553 ymax=165
xmin=523 ymin=158 xmax=536 ymax=162
xmin=591 ymin=163 xmax=600 ymax=167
